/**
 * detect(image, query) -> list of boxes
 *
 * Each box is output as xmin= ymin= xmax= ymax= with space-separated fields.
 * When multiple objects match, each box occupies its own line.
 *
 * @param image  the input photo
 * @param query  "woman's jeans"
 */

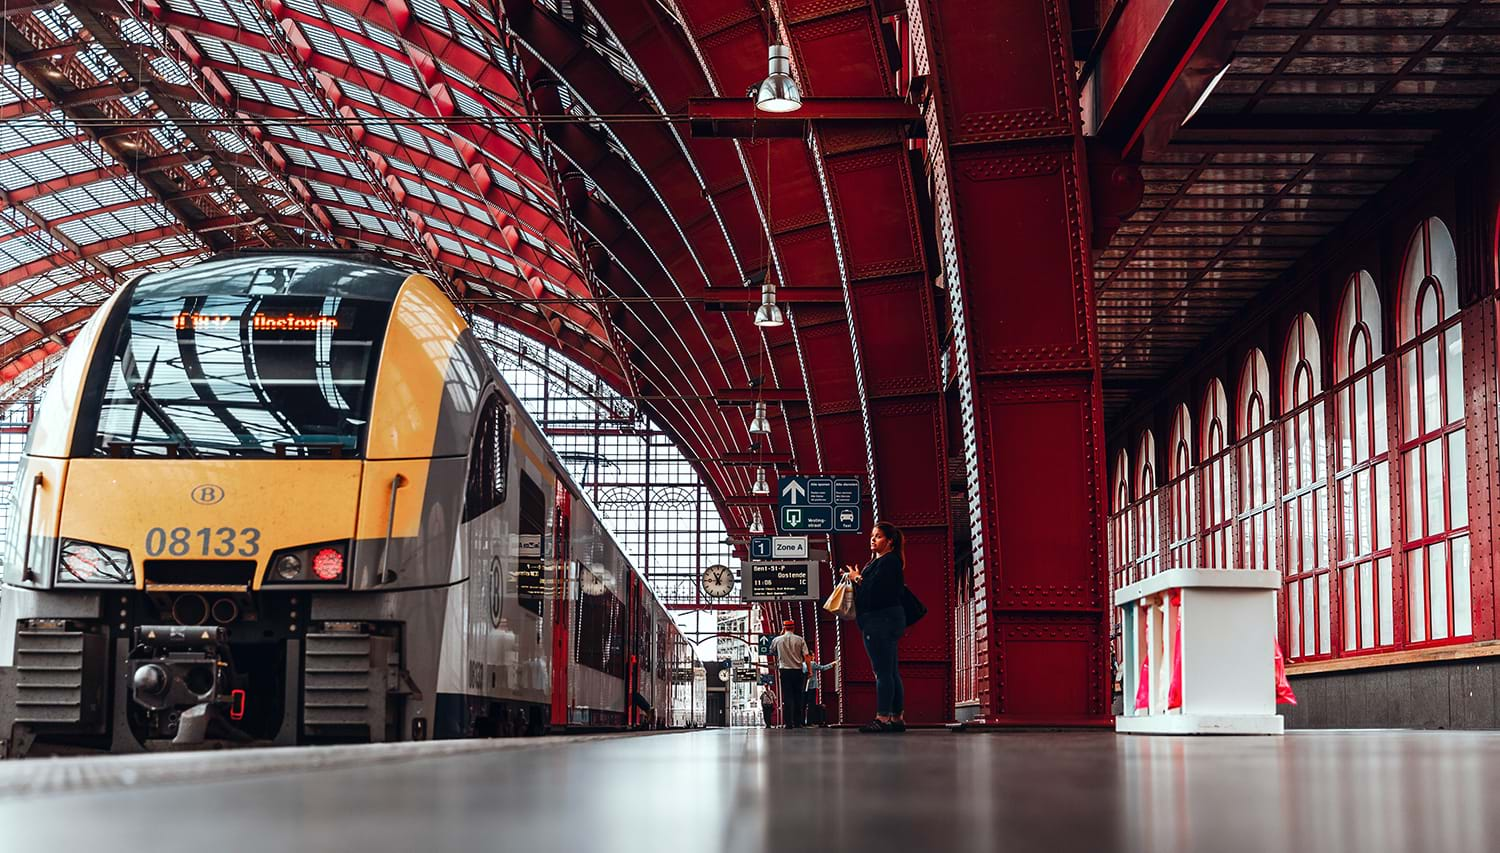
xmin=858 ymin=605 xmax=906 ymax=716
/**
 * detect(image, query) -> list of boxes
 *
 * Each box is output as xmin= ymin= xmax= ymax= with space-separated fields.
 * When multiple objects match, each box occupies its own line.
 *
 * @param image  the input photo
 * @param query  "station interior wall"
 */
xmin=1105 ymin=105 xmax=1500 ymax=726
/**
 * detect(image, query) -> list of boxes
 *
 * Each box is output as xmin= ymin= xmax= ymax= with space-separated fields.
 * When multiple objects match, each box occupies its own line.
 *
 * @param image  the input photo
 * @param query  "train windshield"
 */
xmin=89 ymin=293 xmax=391 ymax=458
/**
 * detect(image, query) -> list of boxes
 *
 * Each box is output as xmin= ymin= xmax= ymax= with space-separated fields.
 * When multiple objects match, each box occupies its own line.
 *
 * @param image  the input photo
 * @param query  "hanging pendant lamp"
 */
xmin=751 ymin=467 xmax=770 ymax=496
xmin=749 ymin=401 xmax=772 ymax=435
xmin=754 ymin=44 xmax=802 ymax=113
xmin=753 ymin=281 xmax=784 ymax=327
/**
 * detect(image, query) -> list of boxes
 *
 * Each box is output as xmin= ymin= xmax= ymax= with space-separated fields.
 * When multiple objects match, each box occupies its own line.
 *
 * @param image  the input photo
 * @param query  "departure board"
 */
xmin=741 ymin=561 xmax=820 ymax=601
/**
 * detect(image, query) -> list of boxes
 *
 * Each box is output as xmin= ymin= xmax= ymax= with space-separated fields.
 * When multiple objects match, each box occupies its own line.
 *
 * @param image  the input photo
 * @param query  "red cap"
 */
xmin=782 ymin=620 xmax=795 ymax=628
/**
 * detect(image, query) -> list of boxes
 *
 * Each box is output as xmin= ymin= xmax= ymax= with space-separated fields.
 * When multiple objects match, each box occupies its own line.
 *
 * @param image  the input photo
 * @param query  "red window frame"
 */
xmin=1280 ymin=314 xmax=1333 ymax=662
xmin=1331 ymin=271 xmax=1395 ymax=654
xmin=1396 ymin=217 xmax=1471 ymax=647
xmin=1199 ymin=380 xmax=1234 ymax=568
xmin=1235 ymin=350 xmax=1277 ymax=574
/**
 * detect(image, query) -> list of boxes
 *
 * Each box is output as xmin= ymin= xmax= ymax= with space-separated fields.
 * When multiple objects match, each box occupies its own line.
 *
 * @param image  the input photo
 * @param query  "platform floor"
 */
xmin=2 ymin=727 xmax=1498 ymax=852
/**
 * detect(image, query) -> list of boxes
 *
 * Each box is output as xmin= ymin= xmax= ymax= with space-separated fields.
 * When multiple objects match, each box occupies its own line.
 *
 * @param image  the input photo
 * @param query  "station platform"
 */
xmin=2 ymin=728 xmax=1497 ymax=852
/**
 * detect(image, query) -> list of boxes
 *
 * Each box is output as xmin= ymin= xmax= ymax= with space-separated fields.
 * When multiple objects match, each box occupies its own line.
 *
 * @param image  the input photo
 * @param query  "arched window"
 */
xmin=1167 ymin=404 xmax=1197 ymax=567
xmin=1200 ymin=379 xmax=1234 ymax=567
xmin=1236 ymin=350 xmax=1276 ymax=573
xmin=1280 ymin=313 xmax=1332 ymax=660
xmin=1111 ymin=449 xmax=1133 ymax=590
xmin=1398 ymin=217 xmax=1470 ymax=644
xmin=1333 ymin=271 xmax=1393 ymax=651
xmin=1134 ymin=431 xmax=1160 ymax=582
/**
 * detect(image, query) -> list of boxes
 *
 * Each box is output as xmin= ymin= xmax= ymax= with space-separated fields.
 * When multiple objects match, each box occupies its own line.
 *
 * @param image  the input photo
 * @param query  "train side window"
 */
xmin=463 ymin=395 xmax=511 ymax=522
xmin=517 ymin=472 xmax=546 ymax=616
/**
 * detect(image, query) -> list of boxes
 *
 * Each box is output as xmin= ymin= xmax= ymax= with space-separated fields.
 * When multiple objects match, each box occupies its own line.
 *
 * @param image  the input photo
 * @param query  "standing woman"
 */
xmin=845 ymin=521 xmax=906 ymax=733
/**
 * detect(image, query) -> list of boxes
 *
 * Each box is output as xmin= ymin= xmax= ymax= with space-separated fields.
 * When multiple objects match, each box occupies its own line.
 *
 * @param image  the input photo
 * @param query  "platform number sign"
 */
xmin=776 ymin=476 xmax=861 ymax=534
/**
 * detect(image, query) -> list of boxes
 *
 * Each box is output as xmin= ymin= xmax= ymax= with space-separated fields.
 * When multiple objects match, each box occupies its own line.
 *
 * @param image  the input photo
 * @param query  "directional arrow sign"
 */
xmin=780 ymin=476 xmax=808 ymax=505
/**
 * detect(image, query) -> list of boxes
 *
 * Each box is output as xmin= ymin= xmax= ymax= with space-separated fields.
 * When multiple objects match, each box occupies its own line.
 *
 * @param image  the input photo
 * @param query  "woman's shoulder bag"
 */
xmin=900 ymin=584 xmax=927 ymax=627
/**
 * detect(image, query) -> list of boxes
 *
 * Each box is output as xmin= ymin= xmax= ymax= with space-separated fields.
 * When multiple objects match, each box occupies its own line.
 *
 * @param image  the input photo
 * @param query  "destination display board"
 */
xmin=740 ymin=561 xmax=820 ymax=602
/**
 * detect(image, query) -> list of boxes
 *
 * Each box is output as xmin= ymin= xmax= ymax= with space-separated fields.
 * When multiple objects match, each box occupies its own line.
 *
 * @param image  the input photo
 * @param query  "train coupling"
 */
xmin=128 ymin=625 xmax=243 ymax=744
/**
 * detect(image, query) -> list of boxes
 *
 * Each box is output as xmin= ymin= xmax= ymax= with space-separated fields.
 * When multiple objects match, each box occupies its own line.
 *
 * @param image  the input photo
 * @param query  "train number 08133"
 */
xmin=144 ymin=526 xmax=261 ymax=558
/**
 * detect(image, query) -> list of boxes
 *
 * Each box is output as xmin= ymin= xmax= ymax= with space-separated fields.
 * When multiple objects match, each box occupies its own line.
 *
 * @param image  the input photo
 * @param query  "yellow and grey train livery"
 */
xmin=0 ymin=252 xmax=702 ymax=757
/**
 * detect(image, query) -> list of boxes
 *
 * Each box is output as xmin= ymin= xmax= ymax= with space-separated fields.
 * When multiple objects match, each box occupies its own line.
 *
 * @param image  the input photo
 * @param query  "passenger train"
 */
xmin=0 ymin=252 xmax=704 ymax=757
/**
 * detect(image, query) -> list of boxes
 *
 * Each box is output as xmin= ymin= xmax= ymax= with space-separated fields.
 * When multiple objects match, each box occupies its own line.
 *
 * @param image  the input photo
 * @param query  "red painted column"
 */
xmin=910 ymin=0 xmax=1111 ymax=723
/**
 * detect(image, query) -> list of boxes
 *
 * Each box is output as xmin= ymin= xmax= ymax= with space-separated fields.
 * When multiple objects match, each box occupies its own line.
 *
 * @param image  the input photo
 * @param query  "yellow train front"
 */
xmin=0 ymin=251 xmax=695 ymax=757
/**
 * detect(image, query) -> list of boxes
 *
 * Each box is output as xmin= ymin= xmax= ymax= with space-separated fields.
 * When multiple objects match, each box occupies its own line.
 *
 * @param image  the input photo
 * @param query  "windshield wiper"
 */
xmin=124 ymin=346 xmax=199 ymax=458
xmin=104 ymin=439 xmax=189 ymax=458
xmin=273 ymin=438 xmax=349 ymax=458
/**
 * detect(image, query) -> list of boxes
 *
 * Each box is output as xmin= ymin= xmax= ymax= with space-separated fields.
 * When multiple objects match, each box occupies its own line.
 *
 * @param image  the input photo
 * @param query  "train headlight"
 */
xmin=274 ymin=554 xmax=302 ymax=581
xmin=265 ymin=542 xmax=350 ymax=585
xmin=57 ymin=539 xmax=134 ymax=585
xmin=311 ymin=548 xmax=345 ymax=581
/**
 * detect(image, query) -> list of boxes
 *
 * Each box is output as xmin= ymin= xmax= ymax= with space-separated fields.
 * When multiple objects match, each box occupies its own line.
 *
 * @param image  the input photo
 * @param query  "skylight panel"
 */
xmin=310 ymin=150 xmax=348 ymax=176
xmin=120 ymin=17 xmax=163 ymax=47
xmin=365 ymin=19 xmax=401 ymax=50
xmin=190 ymin=0 xmax=247 ymax=30
xmin=0 ymin=153 xmax=60 ymax=191
xmin=255 ymin=78 xmax=300 ymax=111
xmin=0 ymin=120 xmax=65 ymax=152
xmin=211 ymin=131 xmax=251 ymax=153
xmin=410 ymin=0 xmax=449 ymax=31
xmin=22 ymin=302 xmax=66 ymax=326
xmin=354 ymin=211 xmax=386 ymax=231
xmin=436 ymin=233 xmax=463 ymax=255
xmin=302 ymin=24 xmax=351 ymax=65
xmin=291 ymin=88 xmax=321 ymax=114
xmin=0 ymin=66 xmax=40 ymax=103
xmin=281 ymin=145 xmax=313 ymax=169
xmin=32 ymin=7 xmax=78 ymax=43
xmin=0 ymin=233 xmax=58 ymax=271
xmin=382 ymin=56 xmax=421 ymax=93
xmin=149 ymin=56 xmax=194 ymax=87
xmin=401 ymin=178 xmax=435 ymax=203
xmin=59 ymin=214 xmax=128 ymax=246
xmin=452 ymin=90 xmax=488 ymax=120
xmin=322 ymin=4 xmax=361 ymax=34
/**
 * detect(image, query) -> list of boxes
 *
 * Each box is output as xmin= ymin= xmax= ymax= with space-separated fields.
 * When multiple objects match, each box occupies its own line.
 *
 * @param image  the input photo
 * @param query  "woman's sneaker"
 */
xmin=858 ymin=719 xmax=893 ymax=733
xmin=888 ymin=720 xmax=907 ymax=733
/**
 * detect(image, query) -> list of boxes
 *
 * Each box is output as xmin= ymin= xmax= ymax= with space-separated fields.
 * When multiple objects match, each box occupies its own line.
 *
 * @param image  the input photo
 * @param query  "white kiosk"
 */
xmin=1115 ymin=568 xmax=1284 ymax=735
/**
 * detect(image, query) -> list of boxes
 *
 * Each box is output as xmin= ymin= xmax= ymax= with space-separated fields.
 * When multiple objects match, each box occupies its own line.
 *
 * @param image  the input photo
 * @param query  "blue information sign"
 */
xmin=779 ymin=505 xmax=833 ymax=532
xmin=807 ymin=478 xmax=833 ymax=504
xmin=834 ymin=505 xmax=862 ymax=532
xmin=777 ymin=475 xmax=862 ymax=534
xmin=750 ymin=536 xmax=773 ymax=559
xmin=833 ymin=478 xmax=860 ymax=506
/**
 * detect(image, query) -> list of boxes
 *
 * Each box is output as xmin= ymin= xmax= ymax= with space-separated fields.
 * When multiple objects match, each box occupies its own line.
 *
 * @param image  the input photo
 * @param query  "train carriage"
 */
xmin=0 ymin=252 xmax=697 ymax=757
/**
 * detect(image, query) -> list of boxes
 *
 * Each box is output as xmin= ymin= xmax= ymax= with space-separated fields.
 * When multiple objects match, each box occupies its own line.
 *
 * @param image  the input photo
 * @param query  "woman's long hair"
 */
xmin=876 ymin=520 xmax=905 ymax=562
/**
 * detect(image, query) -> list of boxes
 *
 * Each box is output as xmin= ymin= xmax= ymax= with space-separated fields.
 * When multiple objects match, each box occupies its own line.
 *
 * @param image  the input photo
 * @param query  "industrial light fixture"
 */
xmin=749 ymin=514 xmax=765 ymax=535
xmin=753 ymin=280 xmax=784 ymax=327
xmin=751 ymin=467 xmax=770 ymax=496
xmin=749 ymin=401 xmax=772 ymax=435
xmin=754 ymin=44 xmax=802 ymax=113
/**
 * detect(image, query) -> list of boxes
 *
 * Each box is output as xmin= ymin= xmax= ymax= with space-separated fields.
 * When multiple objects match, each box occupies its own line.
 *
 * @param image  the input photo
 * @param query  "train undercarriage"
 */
xmin=0 ymin=589 xmax=415 ymax=758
